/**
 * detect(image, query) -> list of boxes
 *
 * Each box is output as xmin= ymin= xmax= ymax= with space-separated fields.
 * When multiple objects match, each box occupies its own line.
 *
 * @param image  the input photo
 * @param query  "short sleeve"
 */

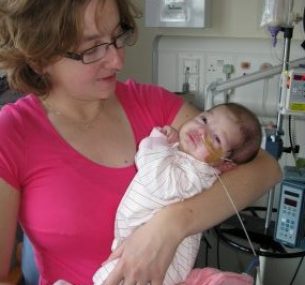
xmin=0 ymin=104 xmax=25 ymax=190
xmin=117 ymin=80 xmax=184 ymax=129
xmin=115 ymin=80 xmax=184 ymax=147
xmin=139 ymin=83 xmax=184 ymax=126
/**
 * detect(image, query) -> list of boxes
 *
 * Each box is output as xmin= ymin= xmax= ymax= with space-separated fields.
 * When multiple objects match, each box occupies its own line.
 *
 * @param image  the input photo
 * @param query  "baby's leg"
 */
xmin=92 ymin=258 xmax=119 ymax=285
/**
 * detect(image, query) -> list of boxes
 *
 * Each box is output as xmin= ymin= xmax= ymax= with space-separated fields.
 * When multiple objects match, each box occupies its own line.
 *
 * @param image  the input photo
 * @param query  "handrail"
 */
xmin=205 ymin=57 xmax=305 ymax=109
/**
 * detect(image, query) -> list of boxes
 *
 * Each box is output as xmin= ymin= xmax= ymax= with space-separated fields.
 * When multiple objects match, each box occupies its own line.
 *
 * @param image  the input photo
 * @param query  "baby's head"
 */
xmin=178 ymin=103 xmax=262 ymax=170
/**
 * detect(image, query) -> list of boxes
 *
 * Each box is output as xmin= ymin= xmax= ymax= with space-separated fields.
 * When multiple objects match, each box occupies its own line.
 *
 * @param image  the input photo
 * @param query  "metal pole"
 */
xmin=205 ymin=57 xmax=305 ymax=110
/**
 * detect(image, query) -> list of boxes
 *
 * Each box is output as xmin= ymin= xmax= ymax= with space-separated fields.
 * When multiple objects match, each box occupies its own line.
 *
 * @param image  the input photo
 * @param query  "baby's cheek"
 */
xmin=202 ymin=136 xmax=224 ymax=164
xmin=205 ymin=151 xmax=222 ymax=164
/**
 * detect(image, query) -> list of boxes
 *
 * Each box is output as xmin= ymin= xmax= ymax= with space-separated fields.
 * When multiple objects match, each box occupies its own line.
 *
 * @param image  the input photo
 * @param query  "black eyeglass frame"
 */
xmin=64 ymin=28 xmax=136 ymax=64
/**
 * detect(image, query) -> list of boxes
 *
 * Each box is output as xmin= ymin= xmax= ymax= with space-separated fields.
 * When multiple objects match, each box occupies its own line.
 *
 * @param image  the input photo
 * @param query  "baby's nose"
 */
xmin=198 ymin=126 xmax=210 ymax=138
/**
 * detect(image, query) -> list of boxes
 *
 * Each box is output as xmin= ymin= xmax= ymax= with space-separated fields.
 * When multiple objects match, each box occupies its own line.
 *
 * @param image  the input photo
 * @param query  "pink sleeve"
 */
xmin=0 ymin=104 xmax=25 ymax=190
xmin=136 ymin=81 xmax=184 ymax=127
xmin=184 ymin=268 xmax=253 ymax=285
xmin=118 ymin=80 xmax=184 ymax=128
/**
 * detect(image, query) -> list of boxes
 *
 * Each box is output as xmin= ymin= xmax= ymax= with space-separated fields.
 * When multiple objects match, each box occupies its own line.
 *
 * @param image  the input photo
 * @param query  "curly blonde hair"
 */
xmin=0 ymin=0 xmax=140 ymax=96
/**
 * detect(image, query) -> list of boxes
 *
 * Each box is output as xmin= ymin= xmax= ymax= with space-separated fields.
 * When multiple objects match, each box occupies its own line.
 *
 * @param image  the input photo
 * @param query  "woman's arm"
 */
xmin=168 ymin=149 xmax=282 ymax=236
xmin=104 ymin=149 xmax=281 ymax=285
xmin=0 ymin=180 xmax=20 ymax=283
xmin=104 ymin=102 xmax=282 ymax=285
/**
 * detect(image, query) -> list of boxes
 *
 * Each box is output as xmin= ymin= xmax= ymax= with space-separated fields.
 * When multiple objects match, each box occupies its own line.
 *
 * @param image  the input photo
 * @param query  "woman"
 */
xmin=0 ymin=0 xmax=281 ymax=285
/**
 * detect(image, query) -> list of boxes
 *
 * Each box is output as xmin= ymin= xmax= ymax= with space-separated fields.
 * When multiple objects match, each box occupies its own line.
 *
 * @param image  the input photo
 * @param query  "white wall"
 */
xmin=119 ymin=0 xmax=305 ymax=83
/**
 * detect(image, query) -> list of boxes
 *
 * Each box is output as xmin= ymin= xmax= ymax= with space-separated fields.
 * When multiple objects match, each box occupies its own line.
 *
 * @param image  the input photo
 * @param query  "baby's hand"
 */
xmin=160 ymin=125 xmax=179 ymax=144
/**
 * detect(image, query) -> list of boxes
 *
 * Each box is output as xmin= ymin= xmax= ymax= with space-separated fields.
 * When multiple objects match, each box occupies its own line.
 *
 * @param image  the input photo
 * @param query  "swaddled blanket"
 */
xmin=93 ymin=128 xmax=219 ymax=285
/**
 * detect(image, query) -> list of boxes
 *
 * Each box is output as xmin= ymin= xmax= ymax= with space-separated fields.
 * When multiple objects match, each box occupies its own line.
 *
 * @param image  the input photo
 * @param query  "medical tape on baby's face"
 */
xmin=201 ymin=134 xmax=226 ymax=164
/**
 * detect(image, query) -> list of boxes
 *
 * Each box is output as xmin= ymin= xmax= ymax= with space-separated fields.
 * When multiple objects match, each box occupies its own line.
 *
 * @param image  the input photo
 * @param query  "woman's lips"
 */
xmin=97 ymin=74 xmax=116 ymax=81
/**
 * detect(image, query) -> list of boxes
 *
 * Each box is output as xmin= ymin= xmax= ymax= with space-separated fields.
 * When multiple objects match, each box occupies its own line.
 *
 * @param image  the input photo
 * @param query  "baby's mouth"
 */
xmin=188 ymin=133 xmax=200 ymax=145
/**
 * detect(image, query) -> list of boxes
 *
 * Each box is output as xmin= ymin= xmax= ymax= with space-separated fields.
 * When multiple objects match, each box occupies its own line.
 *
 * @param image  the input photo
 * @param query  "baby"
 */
xmin=93 ymin=102 xmax=262 ymax=285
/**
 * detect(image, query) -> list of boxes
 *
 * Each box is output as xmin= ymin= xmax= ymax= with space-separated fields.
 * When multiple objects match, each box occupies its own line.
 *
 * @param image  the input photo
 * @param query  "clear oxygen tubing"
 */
xmin=212 ymin=169 xmax=262 ymax=284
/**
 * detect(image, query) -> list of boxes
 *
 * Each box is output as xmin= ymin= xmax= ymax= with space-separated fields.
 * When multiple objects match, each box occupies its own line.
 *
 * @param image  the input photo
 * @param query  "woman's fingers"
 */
xmin=103 ymin=228 xmax=169 ymax=285
xmin=104 ymin=242 xmax=125 ymax=264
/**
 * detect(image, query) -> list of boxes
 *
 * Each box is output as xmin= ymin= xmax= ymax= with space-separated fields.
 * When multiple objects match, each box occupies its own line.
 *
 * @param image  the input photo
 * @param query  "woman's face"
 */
xmin=179 ymin=106 xmax=242 ymax=165
xmin=44 ymin=0 xmax=124 ymax=101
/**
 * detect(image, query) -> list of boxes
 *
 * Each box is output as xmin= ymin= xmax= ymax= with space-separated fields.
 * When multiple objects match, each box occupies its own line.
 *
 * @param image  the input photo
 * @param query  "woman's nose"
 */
xmin=102 ymin=45 xmax=124 ymax=71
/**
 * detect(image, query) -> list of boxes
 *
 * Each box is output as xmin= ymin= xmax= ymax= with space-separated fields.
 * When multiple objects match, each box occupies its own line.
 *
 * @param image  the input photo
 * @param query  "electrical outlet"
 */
xmin=206 ymin=55 xmax=234 ymax=84
xmin=189 ymin=75 xmax=199 ymax=92
xmin=183 ymin=58 xmax=199 ymax=74
xmin=178 ymin=53 xmax=203 ymax=93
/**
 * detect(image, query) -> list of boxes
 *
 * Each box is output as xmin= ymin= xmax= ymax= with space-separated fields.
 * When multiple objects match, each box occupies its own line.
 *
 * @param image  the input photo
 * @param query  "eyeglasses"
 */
xmin=65 ymin=29 xmax=136 ymax=64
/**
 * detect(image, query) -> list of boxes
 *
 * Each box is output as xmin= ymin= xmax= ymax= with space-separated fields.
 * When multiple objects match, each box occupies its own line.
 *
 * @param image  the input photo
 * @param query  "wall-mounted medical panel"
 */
xmin=145 ymin=0 xmax=211 ymax=28
xmin=153 ymin=35 xmax=305 ymax=170
xmin=153 ymin=36 xmax=305 ymax=116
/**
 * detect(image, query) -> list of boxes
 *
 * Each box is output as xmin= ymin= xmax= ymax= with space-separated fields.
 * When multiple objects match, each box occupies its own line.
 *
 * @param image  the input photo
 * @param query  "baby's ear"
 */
xmin=217 ymin=160 xmax=236 ymax=172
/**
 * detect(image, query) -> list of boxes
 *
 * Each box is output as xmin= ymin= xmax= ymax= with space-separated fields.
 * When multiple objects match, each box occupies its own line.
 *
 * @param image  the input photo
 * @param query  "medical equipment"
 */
xmin=260 ymin=0 xmax=296 ymax=47
xmin=274 ymin=166 xmax=305 ymax=248
xmin=144 ymin=0 xmax=211 ymax=28
xmin=205 ymin=57 xmax=305 ymax=234
xmin=261 ymin=0 xmax=294 ymax=28
xmin=205 ymin=41 xmax=305 ymax=285
xmin=205 ymin=58 xmax=305 ymax=110
xmin=281 ymin=68 xmax=305 ymax=114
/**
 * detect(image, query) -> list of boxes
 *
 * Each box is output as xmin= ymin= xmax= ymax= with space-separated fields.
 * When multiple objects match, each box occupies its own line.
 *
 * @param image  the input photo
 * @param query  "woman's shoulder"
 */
xmin=0 ymin=94 xmax=40 ymax=132
xmin=117 ymin=79 xmax=162 ymax=92
xmin=1 ymin=93 xmax=38 ymax=111
xmin=116 ymin=79 xmax=178 ymax=101
xmin=116 ymin=80 xmax=183 ymax=134
xmin=116 ymin=79 xmax=183 ymax=110
xmin=0 ymin=95 xmax=38 ymax=189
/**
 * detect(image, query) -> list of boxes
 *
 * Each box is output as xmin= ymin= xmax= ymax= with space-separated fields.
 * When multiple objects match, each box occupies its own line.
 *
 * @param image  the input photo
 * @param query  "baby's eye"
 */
xmin=213 ymin=135 xmax=221 ymax=145
xmin=201 ymin=116 xmax=207 ymax=124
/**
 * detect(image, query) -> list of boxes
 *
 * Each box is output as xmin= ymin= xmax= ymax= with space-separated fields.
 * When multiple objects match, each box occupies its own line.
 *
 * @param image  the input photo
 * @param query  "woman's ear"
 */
xmin=26 ymin=58 xmax=42 ymax=75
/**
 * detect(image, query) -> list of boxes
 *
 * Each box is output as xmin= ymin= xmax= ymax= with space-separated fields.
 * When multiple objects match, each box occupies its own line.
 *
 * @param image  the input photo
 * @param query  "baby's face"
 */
xmin=179 ymin=106 xmax=242 ymax=165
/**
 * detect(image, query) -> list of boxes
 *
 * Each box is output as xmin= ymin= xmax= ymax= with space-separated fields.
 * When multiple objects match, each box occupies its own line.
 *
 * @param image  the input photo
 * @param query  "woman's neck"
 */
xmin=41 ymin=94 xmax=113 ymax=131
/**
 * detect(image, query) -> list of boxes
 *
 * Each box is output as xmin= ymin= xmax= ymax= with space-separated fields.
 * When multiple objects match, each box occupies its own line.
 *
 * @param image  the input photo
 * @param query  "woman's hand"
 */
xmin=104 ymin=209 xmax=184 ymax=285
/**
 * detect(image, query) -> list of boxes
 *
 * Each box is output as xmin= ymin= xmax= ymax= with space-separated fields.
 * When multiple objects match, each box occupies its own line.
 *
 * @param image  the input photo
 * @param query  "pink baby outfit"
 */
xmin=0 ymin=80 xmax=183 ymax=285
xmin=183 ymin=268 xmax=253 ymax=285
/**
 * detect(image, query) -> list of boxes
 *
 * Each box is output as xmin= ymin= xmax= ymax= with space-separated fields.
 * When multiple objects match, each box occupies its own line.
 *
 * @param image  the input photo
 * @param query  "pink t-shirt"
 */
xmin=0 ymin=80 xmax=183 ymax=285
